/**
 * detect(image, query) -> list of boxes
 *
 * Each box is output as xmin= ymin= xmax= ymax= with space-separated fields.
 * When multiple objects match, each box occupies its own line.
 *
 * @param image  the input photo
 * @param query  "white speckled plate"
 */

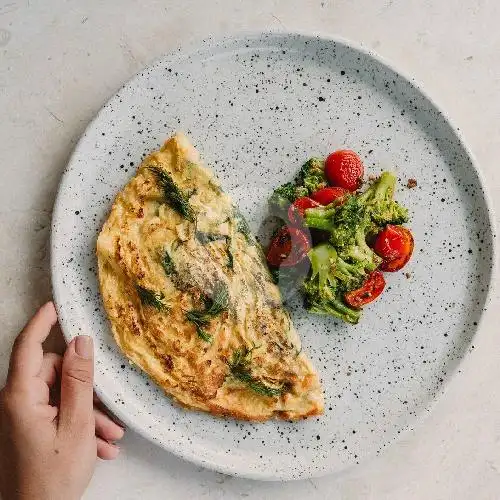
xmin=51 ymin=33 xmax=496 ymax=480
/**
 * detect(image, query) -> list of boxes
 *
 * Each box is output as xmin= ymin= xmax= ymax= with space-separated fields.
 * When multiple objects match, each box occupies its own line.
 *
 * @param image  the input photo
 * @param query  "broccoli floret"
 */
xmin=333 ymin=254 xmax=366 ymax=292
xmin=305 ymin=195 xmax=366 ymax=240
xmin=268 ymin=157 xmax=326 ymax=214
xmin=298 ymin=157 xmax=327 ymax=194
xmin=337 ymin=226 xmax=382 ymax=272
xmin=302 ymin=243 xmax=362 ymax=324
xmin=302 ymin=204 xmax=337 ymax=231
xmin=329 ymin=196 xmax=367 ymax=247
xmin=358 ymin=171 xmax=409 ymax=226
xmin=268 ymin=182 xmax=308 ymax=214
xmin=305 ymin=197 xmax=381 ymax=275
xmin=307 ymin=242 xmax=338 ymax=289
xmin=306 ymin=295 xmax=361 ymax=324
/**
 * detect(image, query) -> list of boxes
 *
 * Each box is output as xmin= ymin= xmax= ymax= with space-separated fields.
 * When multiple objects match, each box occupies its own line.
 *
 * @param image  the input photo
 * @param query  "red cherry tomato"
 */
xmin=373 ymin=225 xmax=414 ymax=272
xmin=288 ymin=197 xmax=321 ymax=225
xmin=380 ymin=253 xmax=411 ymax=272
xmin=311 ymin=186 xmax=349 ymax=205
xmin=344 ymin=270 xmax=385 ymax=308
xmin=325 ymin=150 xmax=364 ymax=191
xmin=266 ymin=226 xmax=312 ymax=268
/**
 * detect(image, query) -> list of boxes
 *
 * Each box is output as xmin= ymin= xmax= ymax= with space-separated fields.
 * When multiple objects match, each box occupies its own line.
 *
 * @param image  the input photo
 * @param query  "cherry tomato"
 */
xmin=288 ymin=197 xmax=321 ymax=225
xmin=311 ymin=186 xmax=349 ymax=205
xmin=344 ymin=270 xmax=385 ymax=308
xmin=325 ymin=150 xmax=364 ymax=191
xmin=266 ymin=226 xmax=312 ymax=268
xmin=374 ymin=225 xmax=414 ymax=272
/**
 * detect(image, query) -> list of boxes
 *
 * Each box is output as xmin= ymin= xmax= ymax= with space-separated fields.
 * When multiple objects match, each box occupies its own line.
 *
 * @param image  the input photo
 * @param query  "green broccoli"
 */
xmin=307 ymin=242 xmax=338 ymax=289
xmin=336 ymin=226 xmax=382 ymax=272
xmin=304 ymin=195 xmax=382 ymax=272
xmin=358 ymin=171 xmax=409 ymax=226
xmin=268 ymin=157 xmax=327 ymax=215
xmin=306 ymin=294 xmax=361 ymax=325
xmin=301 ymin=203 xmax=337 ymax=231
xmin=268 ymin=182 xmax=308 ymax=214
xmin=302 ymin=243 xmax=362 ymax=324
xmin=298 ymin=157 xmax=327 ymax=194
xmin=329 ymin=196 xmax=367 ymax=246
xmin=303 ymin=195 xmax=365 ymax=235
xmin=333 ymin=254 xmax=367 ymax=292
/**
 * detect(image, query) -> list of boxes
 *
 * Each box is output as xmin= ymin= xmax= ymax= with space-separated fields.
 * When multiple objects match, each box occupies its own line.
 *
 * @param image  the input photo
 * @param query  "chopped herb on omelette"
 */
xmin=97 ymin=133 xmax=324 ymax=421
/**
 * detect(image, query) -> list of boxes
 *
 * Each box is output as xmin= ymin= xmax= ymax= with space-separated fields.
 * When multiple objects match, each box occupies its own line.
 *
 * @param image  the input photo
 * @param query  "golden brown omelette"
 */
xmin=97 ymin=133 xmax=324 ymax=421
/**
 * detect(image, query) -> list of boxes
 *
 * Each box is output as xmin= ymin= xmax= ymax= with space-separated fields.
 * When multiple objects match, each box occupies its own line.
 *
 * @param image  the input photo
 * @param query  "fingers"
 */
xmin=94 ymin=408 xmax=125 ymax=442
xmin=7 ymin=302 xmax=58 ymax=385
xmin=94 ymin=408 xmax=124 ymax=461
xmin=39 ymin=403 xmax=59 ymax=422
xmin=96 ymin=437 xmax=120 ymax=460
xmin=93 ymin=392 xmax=125 ymax=428
xmin=38 ymin=353 xmax=62 ymax=387
xmin=58 ymin=336 xmax=94 ymax=438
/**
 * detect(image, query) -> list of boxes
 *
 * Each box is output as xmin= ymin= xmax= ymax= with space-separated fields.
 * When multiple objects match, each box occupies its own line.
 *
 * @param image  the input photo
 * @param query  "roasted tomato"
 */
xmin=344 ymin=270 xmax=385 ymax=308
xmin=325 ymin=150 xmax=364 ymax=191
xmin=311 ymin=186 xmax=349 ymax=205
xmin=288 ymin=196 xmax=321 ymax=225
xmin=266 ymin=226 xmax=312 ymax=268
xmin=374 ymin=225 xmax=414 ymax=272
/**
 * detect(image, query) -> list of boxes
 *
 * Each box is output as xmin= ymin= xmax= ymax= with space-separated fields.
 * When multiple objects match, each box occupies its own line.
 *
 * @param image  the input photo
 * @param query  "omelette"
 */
xmin=97 ymin=133 xmax=324 ymax=421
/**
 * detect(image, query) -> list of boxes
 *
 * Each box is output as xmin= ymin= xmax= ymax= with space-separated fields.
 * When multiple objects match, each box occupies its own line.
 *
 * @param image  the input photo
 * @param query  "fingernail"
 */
xmin=75 ymin=335 xmax=93 ymax=359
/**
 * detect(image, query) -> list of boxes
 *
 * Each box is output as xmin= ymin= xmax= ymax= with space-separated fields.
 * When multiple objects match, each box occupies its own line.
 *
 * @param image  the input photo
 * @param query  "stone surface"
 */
xmin=1 ymin=0 xmax=499 ymax=498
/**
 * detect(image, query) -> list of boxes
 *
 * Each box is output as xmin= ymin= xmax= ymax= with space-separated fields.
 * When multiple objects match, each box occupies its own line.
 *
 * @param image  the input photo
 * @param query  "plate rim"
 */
xmin=50 ymin=30 xmax=498 ymax=481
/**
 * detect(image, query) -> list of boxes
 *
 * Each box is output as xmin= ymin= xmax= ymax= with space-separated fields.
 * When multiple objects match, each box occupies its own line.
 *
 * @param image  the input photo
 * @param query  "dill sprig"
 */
xmin=149 ymin=166 xmax=195 ymax=221
xmin=195 ymin=325 xmax=213 ymax=343
xmin=161 ymin=249 xmax=175 ymax=275
xmin=227 ymin=346 xmax=286 ymax=397
xmin=195 ymin=231 xmax=234 ymax=270
xmin=195 ymin=231 xmax=228 ymax=245
xmin=136 ymin=285 xmax=168 ymax=312
xmin=227 ymin=246 xmax=234 ymax=270
xmin=186 ymin=283 xmax=229 ymax=343
xmin=208 ymin=180 xmax=222 ymax=195
xmin=233 ymin=208 xmax=253 ymax=242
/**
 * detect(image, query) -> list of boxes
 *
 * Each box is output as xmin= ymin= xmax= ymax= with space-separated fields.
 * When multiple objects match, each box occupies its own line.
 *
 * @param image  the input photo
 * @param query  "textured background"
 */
xmin=1 ymin=0 xmax=499 ymax=498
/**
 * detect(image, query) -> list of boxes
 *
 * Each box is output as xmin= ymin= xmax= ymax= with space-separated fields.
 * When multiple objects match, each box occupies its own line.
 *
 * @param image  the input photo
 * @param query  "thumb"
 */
xmin=58 ymin=335 xmax=95 ymax=436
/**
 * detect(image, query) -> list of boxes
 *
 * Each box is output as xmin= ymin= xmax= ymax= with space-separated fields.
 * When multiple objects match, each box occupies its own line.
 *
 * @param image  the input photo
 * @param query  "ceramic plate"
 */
xmin=51 ymin=33 xmax=495 ymax=480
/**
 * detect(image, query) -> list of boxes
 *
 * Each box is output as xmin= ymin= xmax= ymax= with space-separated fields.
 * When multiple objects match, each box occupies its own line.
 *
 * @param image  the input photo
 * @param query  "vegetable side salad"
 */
xmin=267 ymin=149 xmax=414 ymax=324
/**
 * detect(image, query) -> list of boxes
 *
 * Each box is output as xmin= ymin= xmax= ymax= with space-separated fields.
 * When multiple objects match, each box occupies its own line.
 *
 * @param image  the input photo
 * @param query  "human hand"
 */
xmin=0 ymin=302 xmax=125 ymax=500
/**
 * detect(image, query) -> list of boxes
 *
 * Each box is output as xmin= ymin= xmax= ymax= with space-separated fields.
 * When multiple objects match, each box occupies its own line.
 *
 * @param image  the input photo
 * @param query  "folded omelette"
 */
xmin=97 ymin=133 xmax=324 ymax=421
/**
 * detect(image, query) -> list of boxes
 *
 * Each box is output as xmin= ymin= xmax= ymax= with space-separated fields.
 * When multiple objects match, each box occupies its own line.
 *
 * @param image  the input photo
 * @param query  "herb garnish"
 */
xmin=136 ymin=285 xmax=168 ymax=312
xmin=149 ymin=166 xmax=195 ymax=221
xmin=233 ymin=208 xmax=253 ymax=242
xmin=227 ymin=246 xmax=234 ymax=270
xmin=228 ymin=346 xmax=285 ymax=397
xmin=161 ymin=249 xmax=175 ymax=275
xmin=208 ymin=180 xmax=222 ymax=195
xmin=186 ymin=283 xmax=229 ymax=343
xmin=195 ymin=231 xmax=228 ymax=245
xmin=194 ymin=326 xmax=213 ymax=343
xmin=195 ymin=230 xmax=234 ymax=270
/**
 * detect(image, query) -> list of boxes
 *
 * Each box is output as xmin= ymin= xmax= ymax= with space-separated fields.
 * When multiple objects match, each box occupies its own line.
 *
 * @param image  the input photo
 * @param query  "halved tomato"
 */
xmin=266 ymin=226 xmax=312 ymax=268
xmin=344 ymin=270 xmax=385 ymax=308
xmin=373 ymin=225 xmax=414 ymax=272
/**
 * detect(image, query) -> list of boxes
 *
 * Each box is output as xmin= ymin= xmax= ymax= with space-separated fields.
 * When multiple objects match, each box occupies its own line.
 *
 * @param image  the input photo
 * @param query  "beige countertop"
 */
xmin=1 ymin=0 xmax=499 ymax=498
